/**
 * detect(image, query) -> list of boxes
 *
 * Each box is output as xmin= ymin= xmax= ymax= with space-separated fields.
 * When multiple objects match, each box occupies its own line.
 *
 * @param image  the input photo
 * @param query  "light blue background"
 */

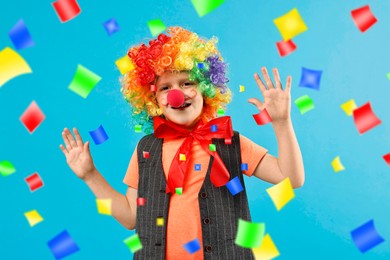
xmin=1 ymin=0 xmax=389 ymax=259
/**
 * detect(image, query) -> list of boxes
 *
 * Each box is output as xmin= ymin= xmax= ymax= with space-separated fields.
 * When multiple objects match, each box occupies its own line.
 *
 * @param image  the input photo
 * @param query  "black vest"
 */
xmin=134 ymin=131 xmax=255 ymax=259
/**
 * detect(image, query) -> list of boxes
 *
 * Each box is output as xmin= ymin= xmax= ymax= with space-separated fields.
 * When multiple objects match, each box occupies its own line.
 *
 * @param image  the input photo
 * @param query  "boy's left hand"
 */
xmin=248 ymin=67 xmax=292 ymax=123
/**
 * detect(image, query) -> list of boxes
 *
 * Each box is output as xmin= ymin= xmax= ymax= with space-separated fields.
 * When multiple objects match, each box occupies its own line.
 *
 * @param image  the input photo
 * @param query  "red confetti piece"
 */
xmin=383 ymin=154 xmax=390 ymax=166
xmin=150 ymin=84 xmax=157 ymax=92
xmin=143 ymin=151 xmax=150 ymax=158
xmin=137 ymin=197 xmax=146 ymax=206
xmin=252 ymin=108 xmax=272 ymax=125
xmin=351 ymin=5 xmax=377 ymax=33
xmin=20 ymin=101 xmax=45 ymax=133
xmin=224 ymin=138 xmax=231 ymax=145
xmin=276 ymin=39 xmax=297 ymax=57
xmin=52 ymin=0 xmax=81 ymax=23
xmin=352 ymin=102 xmax=381 ymax=134
xmin=25 ymin=172 xmax=43 ymax=192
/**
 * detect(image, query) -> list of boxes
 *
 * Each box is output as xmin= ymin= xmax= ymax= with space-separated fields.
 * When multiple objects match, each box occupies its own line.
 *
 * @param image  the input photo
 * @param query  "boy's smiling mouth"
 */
xmin=171 ymin=102 xmax=191 ymax=110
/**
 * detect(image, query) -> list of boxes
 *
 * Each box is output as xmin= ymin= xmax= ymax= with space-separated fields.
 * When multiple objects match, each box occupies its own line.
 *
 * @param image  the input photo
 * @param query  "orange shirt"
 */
xmin=123 ymin=134 xmax=268 ymax=260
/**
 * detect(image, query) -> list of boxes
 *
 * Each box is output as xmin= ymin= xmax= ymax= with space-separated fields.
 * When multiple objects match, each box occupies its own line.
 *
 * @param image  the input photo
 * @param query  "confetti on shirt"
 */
xmin=194 ymin=164 xmax=201 ymax=171
xmin=183 ymin=238 xmax=201 ymax=254
xmin=273 ymin=8 xmax=308 ymax=41
xmin=25 ymin=172 xmax=44 ymax=192
xmin=137 ymin=197 xmax=146 ymax=206
xmin=299 ymin=67 xmax=322 ymax=90
xmin=226 ymin=176 xmax=244 ymax=196
xmin=8 ymin=19 xmax=35 ymax=50
xmin=0 ymin=160 xmax=16 ymax=176
xmin=103 ymin=18 xmax=120 ymax=36
xmin=143 ymin=151 xmax=150 ymax=159
xmin=341 ymin=99 xmax=357 ymax=116
xmin=331 ymin=156 xmax=345 ymax=172
xmin=294 ymin=95 xmax=314 ymax=115
xmin=156 ymin=217 xmax=164 ymax=226
xmin=47 ymin=230 xmax=80 ymax=259
xmin=175 ymin=187 xmax=183 ymax=195
xmin=0 ymin=47 xmax=32 ymax=87
xmin=191 ymin=0 xmax=225 ymax=17
xmin=235 ymin=219 xmax=265 ymax=248
xmin=115 ymin=55 xmax=135 ymax=75
xmin=252 ymin=233 xmax=280 ymax=260
xmin=382 ymin=153 xmax=390 ymax=166
xmin=276 ymin=39 xmax=297 ymax=57
xmin=20 ymin=101 xmax=45 ymax=133
xmin=209 ymin=144 xmax=216 ymax=152
xmin=124 ymin=234 xmax=143 ymax=253
xmin=351 ymin=5 xmax=377 ymax=33
xmin=147 ymin=19 xmax=166 ymax=36
xmin=89 ymin=125 xmax=109 ymax=145
xmin=352 ymin=102 xmax=381 ymax=134
xmin=211 ymin=124 xmax=218 ymax=132
xmin=350 ymin=219 xmax=384 ymax=253
xmin=179 ymin=154 xmax=186 ymax=161
xmin=68 ymin=65 xmax=101 ymax=98
xmin=253 ymin=108 xmax=272 ymax=125
xmin=96 ymin=198 xmax=112 ymax=215
xmin=52 ymin=0 xmax=81 ymax=23
xmin=24 ymin=210 xmax=44 ymax=227
xmin=266 ymin=177 xmax=295 ymax=211
xmin=241 ymin=163 xmax=248 ymax=171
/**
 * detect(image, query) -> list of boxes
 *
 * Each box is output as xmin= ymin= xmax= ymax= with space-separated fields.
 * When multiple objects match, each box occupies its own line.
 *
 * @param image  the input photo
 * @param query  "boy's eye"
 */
xmin=159 ymin=86 xmax=169 ymax=91
xmin=183 ymin=81 xmax=196 ymax=86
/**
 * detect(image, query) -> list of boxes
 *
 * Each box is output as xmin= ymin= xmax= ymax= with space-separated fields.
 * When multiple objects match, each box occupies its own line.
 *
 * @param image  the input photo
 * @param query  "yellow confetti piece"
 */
xmin=179 ymin=154 xmax=186 ymax=161
xmin=266 ymin=177 xmax=295 ymax=211
xmin=273 ymin=8 xmax=308 ymax=41
xmin=0 ymin=47 xmax=32 ymax=87
xmin=156 ymin=217 xmax=164 ymax=226
xmin=96 ymin=198 xmax=112 ymax=215
xmin=24 ymin=210 xmax=43 ymax=227
xmin=331 ymin=156 xmax=345 ymax=172
xmin=115 ymin=55 xmax=134 ymax=75
xmin=239 ymin=85 xmax=245 ymax=92
xmin=252 ymin=234 xmax=280 ymax=260
xmin=341 ymin=99 xmax=357 ymax=116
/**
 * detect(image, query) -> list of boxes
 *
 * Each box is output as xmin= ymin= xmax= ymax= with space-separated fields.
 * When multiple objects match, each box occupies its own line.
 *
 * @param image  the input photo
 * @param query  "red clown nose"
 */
xmin=167 ymin=89 xmax=185 ymax=108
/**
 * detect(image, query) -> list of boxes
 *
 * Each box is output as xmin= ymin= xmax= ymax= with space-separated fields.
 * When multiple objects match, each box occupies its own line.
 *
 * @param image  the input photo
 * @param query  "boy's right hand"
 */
xmin=60 ymin=128 xmax=96 ymax=181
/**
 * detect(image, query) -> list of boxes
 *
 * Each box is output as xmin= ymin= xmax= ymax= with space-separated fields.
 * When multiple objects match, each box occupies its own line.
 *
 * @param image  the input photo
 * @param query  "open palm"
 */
xmin=248 ymin=67 xmax=292 ymax=123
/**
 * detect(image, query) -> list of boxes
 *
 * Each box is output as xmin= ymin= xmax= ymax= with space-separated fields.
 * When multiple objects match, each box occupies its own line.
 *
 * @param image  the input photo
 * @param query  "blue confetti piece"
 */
xmin=194 ymin=164 xmax=201 ymax=171
xmin=183 ymin=238 xmax=201 ymax=254
xmin=47 ymin=230 xmax=80 ymax=260
xmin=226 ymin=176 xmax=244 ymax=196
xmin=299 ymin=67 xmax=322 ymax=90
xmin=197 ymin=63 xmax=204 ymax=69
xmin=351 ymin=219 xmax=385 ymax=253
xmin=103 ymin=18 xmax=120 ymax=36
xmin=241 ymin=163 xmax=248 ymax=171
xmin=211 ymin=124 xmax=218 ymax=132
xmin=89 ymin=125 xmax=109 ymax=145
xmin=8 ymin=19 xmax=35 ymax=50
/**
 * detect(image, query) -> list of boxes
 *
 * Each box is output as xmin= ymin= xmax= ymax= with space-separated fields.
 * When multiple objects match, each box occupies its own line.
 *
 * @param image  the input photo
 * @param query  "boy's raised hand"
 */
xmin=60 ymin=128 xmax=96 ymax=180
xmin=248 ymin=67 xmax=292 ymax=123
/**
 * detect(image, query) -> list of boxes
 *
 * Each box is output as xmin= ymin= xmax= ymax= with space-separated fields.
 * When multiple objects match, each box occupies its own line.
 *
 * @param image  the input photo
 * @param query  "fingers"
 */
xmin=84 ymin=141 xmax=90 ymax=153
xmin=248 ymin=98 xmax=264 ymax=111
xmin=59 ymin=144 xmax=68 ymax=155
xmin=272 ymin=68 xmax=282 ymax=90
xmin=253 ymin=73 xmax=267 ymax=93
xmin=62 ymin=129 xmax=72 ymax=150
xmin=286 ymin=75 xmax=292 ymax=93
xmin=261 ymin=67 xmax=275 ymax=89
xmin=73 ymin=128 xmax=84 ymax=147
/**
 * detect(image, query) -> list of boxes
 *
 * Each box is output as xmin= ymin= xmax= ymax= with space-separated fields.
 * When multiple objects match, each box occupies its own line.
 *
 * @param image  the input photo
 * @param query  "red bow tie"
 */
xmin=153 ymin=116 xmax=234 ymax=194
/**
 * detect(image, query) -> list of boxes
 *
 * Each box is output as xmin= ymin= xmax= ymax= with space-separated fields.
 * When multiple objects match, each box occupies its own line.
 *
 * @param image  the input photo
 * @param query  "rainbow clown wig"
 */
xmin=120 ymin=26 xmax=232 ymax=134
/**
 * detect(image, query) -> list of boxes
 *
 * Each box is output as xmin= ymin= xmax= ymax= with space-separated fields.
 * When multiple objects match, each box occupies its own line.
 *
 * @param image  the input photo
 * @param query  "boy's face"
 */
xmin=155 ymin=71 xmax=204 ymax=130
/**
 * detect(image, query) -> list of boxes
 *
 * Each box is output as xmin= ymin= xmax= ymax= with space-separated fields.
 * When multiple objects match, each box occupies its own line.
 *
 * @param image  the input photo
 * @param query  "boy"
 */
xmin=60 ymin=26 xmax=304 ymax=259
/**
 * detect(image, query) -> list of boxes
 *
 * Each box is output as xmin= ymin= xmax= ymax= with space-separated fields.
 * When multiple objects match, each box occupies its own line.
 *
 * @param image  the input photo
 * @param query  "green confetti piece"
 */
xmin=134 ymin=125 xmax=142 ymax=133
xmin=294 ymin=95 xmax=314 ymax=114
xmin=175 ymin=187 xmax=183 ymax=195
xmin=191 ymin=0 xmax=225 ymax=17
xmin=217 ymin=108 xmax=225 ymax=116
xmin=124 ymin=233 xmax=143 ymax=253
xmin=209 ymin=144 xmax=216 ymax=152
xmin=0 ymin=160 xmax=16 ymax=176
xmin=68 ymin=65 xmax=101 ymax=98
xmin=235 ymin=218 xmax=265 ymax=248
xmin=386 ymin=72 xmax=390 ymax=81
xmin=147 ymin=19 xmax=166 ymax=37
